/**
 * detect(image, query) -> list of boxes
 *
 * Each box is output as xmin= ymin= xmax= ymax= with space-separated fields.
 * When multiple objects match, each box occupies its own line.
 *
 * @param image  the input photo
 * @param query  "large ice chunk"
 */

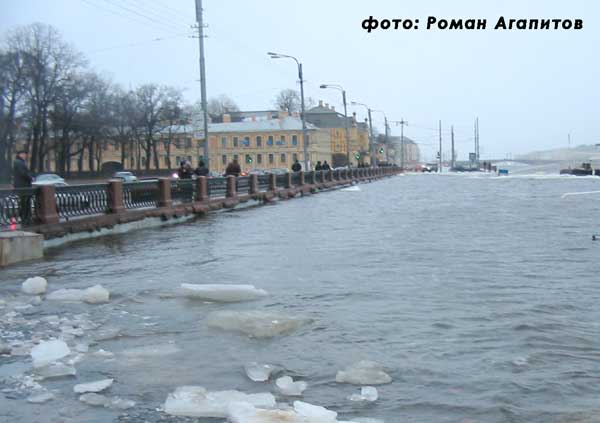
xmin=74 ymin=378 xmax=114 ymax=393
xmin=276 ymin=376 xmax=307 ymax=396
xmin=336 ymin=361 xmax=392 ymax=385
xmin=348 ymin=386 xmax=378 ymax=402
xmin=180 ymin=284 xmax=268 ymax=302
xmin=22 ymin=277 xmax=47 ymax=295
xmin=227 ymin=402 xmax=301 ymax=423
xmin=27 ymin=392 xmax=55 ymax=403
xmin=79 ymin=393 xmax=109 ymax=406
xmin=35 ymin=362 xmax=77 ymax=379
xmin=46 ymin=285 xmax=110 ymax=304
xmin=206 ymin=310 xmax=312 ymax=338
xmin=244 ymin=362 xmax=275 ymax=382
xmin=164 ymin=386 xmax=275 ymax=418
xmin=293 ymin=401 xmax=337 ymax=422
xmin=31 ymin=340 xmax=71 ymax=368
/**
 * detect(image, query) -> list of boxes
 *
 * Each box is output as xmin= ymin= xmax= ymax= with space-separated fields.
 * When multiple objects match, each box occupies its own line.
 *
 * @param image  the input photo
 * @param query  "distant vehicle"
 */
xmin=247 ymin=168 xmax=267 ymax=176
xmin=208 ymin=171 xmax=221 ymax=178
xmin=112 ymin=171 xmax=137 ymax=182
xmin=32 ymin=174 xmax=66 ymax=186
xmin=264 ymin=168 xmax=289 ymax=175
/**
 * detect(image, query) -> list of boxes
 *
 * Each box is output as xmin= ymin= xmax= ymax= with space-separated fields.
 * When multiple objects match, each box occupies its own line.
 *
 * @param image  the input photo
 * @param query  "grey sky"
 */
xmin=2 ymin=0 xmax=597 ymax=160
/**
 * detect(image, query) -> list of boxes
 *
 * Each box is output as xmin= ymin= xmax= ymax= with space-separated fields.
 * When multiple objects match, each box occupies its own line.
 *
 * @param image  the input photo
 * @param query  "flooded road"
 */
xmin=2 ymin=172 xmax=600 ymax=422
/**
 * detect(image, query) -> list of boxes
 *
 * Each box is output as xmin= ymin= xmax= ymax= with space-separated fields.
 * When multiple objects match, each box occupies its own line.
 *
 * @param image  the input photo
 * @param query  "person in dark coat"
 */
xmin=13 ymin=150 xmax=33 ymax=223
xmin=194 ymin=160 xmax=209 ymax=177
xmin=177 ymin=161 xmax=193 ymax=179
xmin=291 ymin=159 xmax=302 ymax=172
xmin=315 ymin=161 xmax=323 ymax=171
xmin=321 ymin=160 xmax=331 ymax=171
xmin=225 ymin=159 xmax=241 ymax=177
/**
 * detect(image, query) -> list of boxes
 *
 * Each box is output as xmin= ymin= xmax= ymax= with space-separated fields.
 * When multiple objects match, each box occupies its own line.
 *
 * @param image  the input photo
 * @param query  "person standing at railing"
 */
xmin=225 ymin=159 xmax=241 ymax=177
xmin=177 ymin=161 xmax=193 ymax=179
xmin=321 ymin=160 xmax=331 ymax=171
xmin=13 ymin=150 xmax=33 ymax=223
xmin=291 ymin=159 xmax=302 ymax=172
xmin=194 ymin=160 xmax=209 ymax=177
xmin=315 ymin=161 xmax=323 ymax=171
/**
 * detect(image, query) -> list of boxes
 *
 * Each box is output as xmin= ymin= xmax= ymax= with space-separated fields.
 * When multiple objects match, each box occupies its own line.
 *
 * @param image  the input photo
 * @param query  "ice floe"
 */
xmin=21 ymin=277 xmax=47 ymax=295
xmin=336 ymin=361 xmax=392 ymax=385
xmin=46 ymin=284 xmax=110 ymax=304
xmin=79 ymin=392 xmax=109 ymax=406
xmin=341 ymin=185 xmax=361 ymax=192
xmin=348 ymin=386 xmax=378 ymax=402
xmin=276 ymin=376 xmax=307 ymax=396
xmin=26 ymin=392 xmax=55 ymax=403
xmin=73 ymin=378 xmax=114 ymax=393
xmin=30 ymin=340 xmax=70 ymax=368
xmin=164 ymin=386 xmax=276 ymax=418
xmin=180 ymin=283 xmax=268 ymax=302
xmin=244 ymin=362 xmax=275 ymax=382
xmin=227 ymin=400 xmax=342 ymax=423
xmin=35 ymin=362 xmax=76 ymax=379
xmin=206 ymin=310 xmax=312 ymax=338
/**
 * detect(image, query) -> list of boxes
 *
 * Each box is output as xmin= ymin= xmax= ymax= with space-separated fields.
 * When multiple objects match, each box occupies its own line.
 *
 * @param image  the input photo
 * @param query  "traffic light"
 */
xmin=245 ymin=154 xmax=253 ymax=164
xmin=378 ymin=147 xmax=384 ymax=154
xmin=354 ymin=152 xmax=361 ymax=160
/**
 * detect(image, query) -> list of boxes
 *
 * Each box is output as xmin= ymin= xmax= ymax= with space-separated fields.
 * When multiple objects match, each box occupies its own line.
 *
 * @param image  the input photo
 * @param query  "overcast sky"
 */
xmin=2 ymin=0 xmax=598 ymax=160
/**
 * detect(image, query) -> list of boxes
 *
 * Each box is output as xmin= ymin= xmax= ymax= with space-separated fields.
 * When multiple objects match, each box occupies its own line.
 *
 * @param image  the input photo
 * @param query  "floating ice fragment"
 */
xmin=75 ymin=343 xmax=89 ymax=353
xmin=74 ymin=378 xmax=114 ymax=393
xmin=336 ymin=361 xmax=392 ymax=385
xmin=164 ymin=386 xmax=275 ymax=418
xmin=512 ymin=357 xmax=528 ymax=367
xmin=46 ymin=285 xmax=109 ymax=304
xmin=92 ymin=349 xmax=114 ymax=358
xmin=293 ymin=400 xmax=337 ymax=422
xmin=27 ymin=392 xmax=54 ymax=403
xmin=22 ymin=277 xmax=47 ymax=295
xmin=351 ymin=419 xmax=385 ymax=423
xmin=276 ymin=376 xmax=307 ymax=396
xmin=180 ymin=284 xmax=268 ymax=302
xmin=348 ymin=386 xmax=378 ymax=402
xmin=35 ymin=362 xmax=76 ymax=379
xmin=107 ymin=397 xmax=136 ymax=410
xmin=121 ymin=343 xmax=180 ymax=358
xmin=206 ymin=310 xmax=312 ymax=338
xmin=79 ymin=393 xmax=109 ymax=406
xmin=31 ymin=340 xmax=71 ymax=368
xmin=0 ymin=343 xmax=10 ymax=355
xmin=341 ymin=186 xmax=361 ymax=192
xmin=244 ymin=362 xmax=275 ymax=382
xmin=227 ymin=402 xmax=301 ymax=423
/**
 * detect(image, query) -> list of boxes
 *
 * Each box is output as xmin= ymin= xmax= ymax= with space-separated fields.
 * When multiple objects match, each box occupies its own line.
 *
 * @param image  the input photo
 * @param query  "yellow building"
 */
xmin=206 ymin=111 xmax=332 ymax=173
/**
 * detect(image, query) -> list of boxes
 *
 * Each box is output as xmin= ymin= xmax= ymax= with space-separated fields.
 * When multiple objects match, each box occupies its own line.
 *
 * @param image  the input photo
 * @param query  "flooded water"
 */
xmin=2 ymin=172 xmax=600 ymax=422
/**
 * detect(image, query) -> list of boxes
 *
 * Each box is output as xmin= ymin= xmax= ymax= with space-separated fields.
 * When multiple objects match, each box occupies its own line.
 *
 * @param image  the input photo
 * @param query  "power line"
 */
xmin=101 ymin=0 xmax=185 ymax=32
xmin=86 ymin=32 xmax=192 ymax=54
xmin=145 ymin=0 xmax=192 ymax=22
xmin=121 ymin=0 xmax=192 ymax=28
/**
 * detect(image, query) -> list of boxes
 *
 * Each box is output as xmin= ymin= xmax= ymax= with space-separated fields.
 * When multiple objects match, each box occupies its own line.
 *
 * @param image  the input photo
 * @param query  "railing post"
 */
xmin=328 ymin=170 xmax=333 ymax=182
xmin=108 ymin=180 xmax=125 ymax=214
xmin=285 ymin=173 xmax=292 ymax=189
xmin=37 ymin=185 xmax=59 ymax=225
xmin=269 ymin=174 xmax=277 ymax=192
xmin=249 ymin=174 xmax=258 ymax=194
xmin=196 ymin=176 xmax=208 ymax=202
xmin=158 ymin=178 xmax=172 ymax=208
xmin=299 ymin=171 xmax=305 ymax=186
xmin=226 ymin=175 xmax=237 ymax=198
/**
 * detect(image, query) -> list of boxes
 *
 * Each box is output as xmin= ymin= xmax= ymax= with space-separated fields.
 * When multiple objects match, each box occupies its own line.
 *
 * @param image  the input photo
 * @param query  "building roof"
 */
xmin=207 ymin=116 xmax=317 ymax=133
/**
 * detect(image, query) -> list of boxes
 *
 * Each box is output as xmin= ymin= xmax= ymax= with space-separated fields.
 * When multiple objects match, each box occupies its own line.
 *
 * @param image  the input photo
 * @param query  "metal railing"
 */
xmin=55 ymin=184 xmax=108 ymax=219
xmin=123 ymin=180 xmax=159 ymax=209
xmin=276 ymin=174 xmax=287 ymax=188
xmin=208 ymin=177 xmax=227 ymax=198
xmin=291 ymin=172 xmax=301 ymax=186
xmin=0 ymin=187 xmax=39 ymax=227
xmin=171 ymin=179 xmax=195 ymax=204
xmin=236 ymin=176 xmax=250 ymax=194
xmin=257 ymin=175 xmax=271 ymax=192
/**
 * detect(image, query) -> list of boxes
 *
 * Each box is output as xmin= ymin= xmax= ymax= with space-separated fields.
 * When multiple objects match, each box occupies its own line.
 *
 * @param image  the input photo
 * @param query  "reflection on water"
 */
xmin=2 ymin=173 xmax=600 ymax=422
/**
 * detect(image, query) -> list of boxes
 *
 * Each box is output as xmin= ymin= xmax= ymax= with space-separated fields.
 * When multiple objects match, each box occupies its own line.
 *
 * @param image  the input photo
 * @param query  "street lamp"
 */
xmin=319 ymin=84 xmax=351 ymax=168
xmin=372 ymin=110 xmax=389 ymax=163
xmin=267 ymin=51 xmax=309 ymax=170
xmin=351 ymin=101 xmax=375 ymax=167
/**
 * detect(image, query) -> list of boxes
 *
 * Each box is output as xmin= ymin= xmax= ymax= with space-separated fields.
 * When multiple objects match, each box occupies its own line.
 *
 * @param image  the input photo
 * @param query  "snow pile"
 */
xmin=348 ymin=386 xmax=378 ymax=402
xmin=73 ymin=378 xmax=114 ymax=393
xmin=164 ymin=386 xmax=276 ymax=418
xmin=336 ymin=361 xmax=392 ymax=385
xmin=206 ymin=310 xmax=312 ymax=338
xmin=21 ymin=277 xmax=47 ymax=295
xmin=276 ymin=376 xmax=307 ymax=396
xmin=180 ymin=283 xmax=268 ymax=302
xmin=244 ymin=362 xmax=275 ymax=382
xmin=46 ymin=285 xmax=110 ymax=304
xmin=31 ymin=340 xmax=71 ymax=368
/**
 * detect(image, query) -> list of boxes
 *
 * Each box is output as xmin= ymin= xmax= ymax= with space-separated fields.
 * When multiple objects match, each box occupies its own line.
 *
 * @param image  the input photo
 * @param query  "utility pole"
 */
xmin=342 ymin=90 xmax=350 ymax=168
xmin=476 ymin=117 xmax=480 ymax=161
xmin=195 ymin=0 xmax=209 ymax=168
xmin=438 ymin=120 xmax=442 ymax=173
xmin=367 ymin=109 xmax=374 ymax=167
xmin=451 ymin=125 xmax=455 ymax=168
xmin=384 ymin=116 xmax=389 ymax=163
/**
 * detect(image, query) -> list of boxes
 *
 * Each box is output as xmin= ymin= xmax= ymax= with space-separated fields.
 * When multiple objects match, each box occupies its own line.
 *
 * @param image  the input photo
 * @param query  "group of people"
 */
xmin=314 ymin=161 xmax=331 ymax=171
xmin=177 ymin=160 xmax=209 ymax=179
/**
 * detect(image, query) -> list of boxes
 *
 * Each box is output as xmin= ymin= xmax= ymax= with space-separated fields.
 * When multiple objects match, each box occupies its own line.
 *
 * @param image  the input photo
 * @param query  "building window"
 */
xmin=233 ymin=137 xmax=238 ymax=147
xmin=268 ymin=154 xmax=274 ymax=164
xmin=233 ymin=154 xmax=238 ymax=162
xmin=257 ymin=154 xmax=262 ymax=164
xmin=293 ymin=153 xmax=298 ymax=162
xmin=115 ymin=143 xmax=120 ymax=151
xmin=222 ymin=155 xmax=227 ymax=165
xmin=185 ymin=137 xmax=192 ymax=149
xmin=280 ymin=135 xmax=285 ymax=143
xmin=221 ymin=136 xmax=227 ymax=148
xmin=280 ymin=153 xmax=286 ymax=163
xmin=292 ymin=135 xmax=298 ymax=146
xmin=306 ymin=134 xmax=310 ymax=144
xmin=243 ymin=136 xmax=250 ymax=147
xmin=175 ymin=139 xmax=181 ymax=149
xmin=256 ymin=136 xmax=262 ymax=147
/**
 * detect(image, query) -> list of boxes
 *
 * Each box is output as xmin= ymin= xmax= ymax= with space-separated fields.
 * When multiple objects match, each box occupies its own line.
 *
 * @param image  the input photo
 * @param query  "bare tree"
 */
xmin=207 ymin=94 xmax=239 ymax=118
xmin=274 ymin=89 xmax=300 ymax=113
